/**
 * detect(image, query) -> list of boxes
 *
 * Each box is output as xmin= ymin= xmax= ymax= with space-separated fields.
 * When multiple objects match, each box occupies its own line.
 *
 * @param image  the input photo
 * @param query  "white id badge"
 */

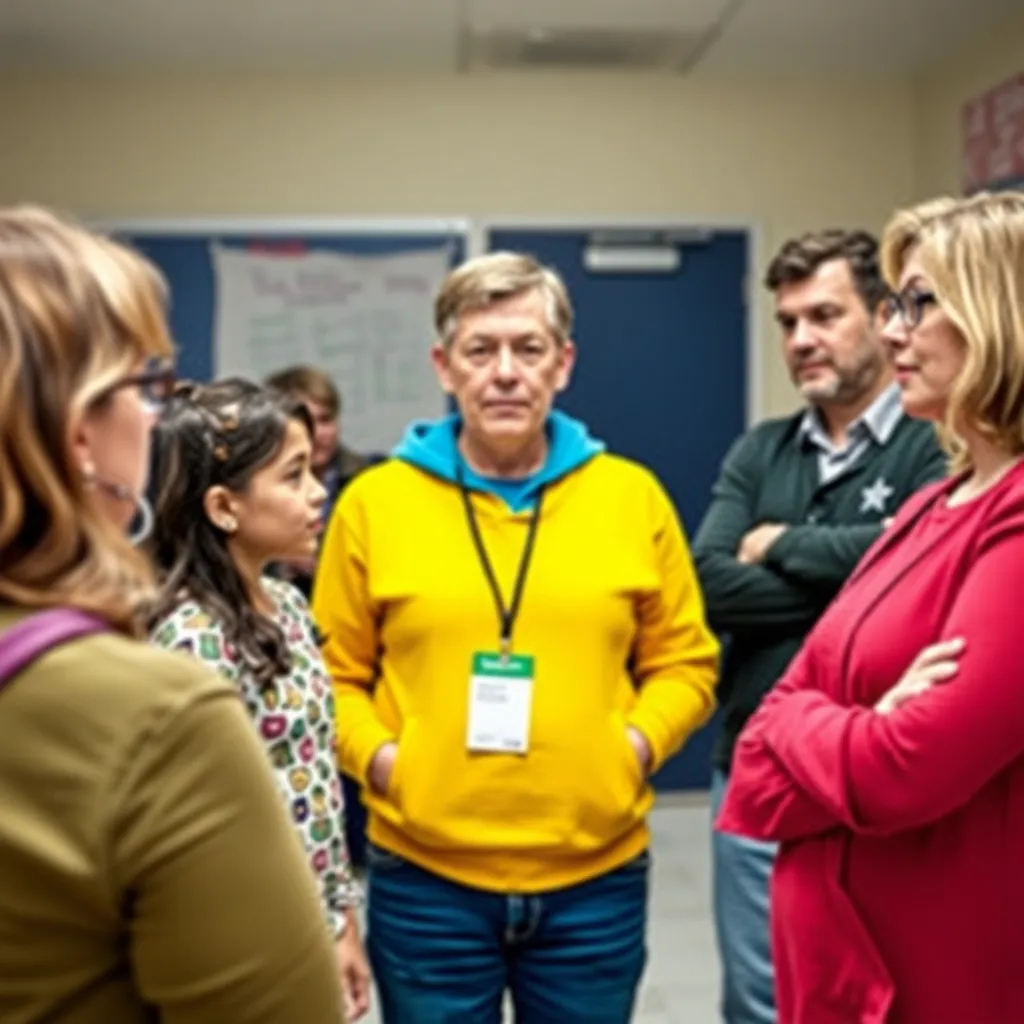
xmin=466 ymin=652 xmax=534 ymax=754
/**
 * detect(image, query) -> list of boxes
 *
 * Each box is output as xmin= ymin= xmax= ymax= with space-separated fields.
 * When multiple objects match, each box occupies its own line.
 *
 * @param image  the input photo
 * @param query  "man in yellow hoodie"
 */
xmin=312 ymin=251 xmax=718 ymax=1023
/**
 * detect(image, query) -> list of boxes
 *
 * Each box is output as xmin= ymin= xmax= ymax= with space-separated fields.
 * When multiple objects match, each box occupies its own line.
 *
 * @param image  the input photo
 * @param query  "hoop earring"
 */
xmin=88 ymin=474 xmax=154 ymax=547
xmin=128 ymin=494 xmax=154 ymax=546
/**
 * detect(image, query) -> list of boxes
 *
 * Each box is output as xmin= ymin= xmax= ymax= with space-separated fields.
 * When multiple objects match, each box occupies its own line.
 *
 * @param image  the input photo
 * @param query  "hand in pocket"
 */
xmin=368 ymin=741 xmax=398 ymax=796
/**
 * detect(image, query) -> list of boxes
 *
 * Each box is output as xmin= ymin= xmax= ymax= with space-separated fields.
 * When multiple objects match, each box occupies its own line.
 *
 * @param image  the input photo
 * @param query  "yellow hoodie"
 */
xmin=313 ymin=442 xmax=718 ymax=893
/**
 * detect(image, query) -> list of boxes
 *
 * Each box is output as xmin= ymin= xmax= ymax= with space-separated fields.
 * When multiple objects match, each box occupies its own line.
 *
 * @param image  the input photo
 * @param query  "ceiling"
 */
xmin=0 ymin=0 xmax=1019 ymax=77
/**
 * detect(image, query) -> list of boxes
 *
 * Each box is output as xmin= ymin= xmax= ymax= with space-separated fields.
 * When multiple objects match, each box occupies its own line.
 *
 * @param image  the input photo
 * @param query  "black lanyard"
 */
xmin=456 ymin=462 xmax=545 ymax=655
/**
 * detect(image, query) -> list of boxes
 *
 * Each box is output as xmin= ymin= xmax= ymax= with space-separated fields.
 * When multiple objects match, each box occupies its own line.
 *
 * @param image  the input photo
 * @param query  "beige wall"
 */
xmin=0 ymin=72 xmax=917 ymax=419
xmin=913 ymin=9 xmax=1024 ymax=198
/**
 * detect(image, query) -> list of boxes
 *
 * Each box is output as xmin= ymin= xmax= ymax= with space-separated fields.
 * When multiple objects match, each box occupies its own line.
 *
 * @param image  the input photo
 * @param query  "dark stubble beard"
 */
xmin=800 ymin=334 xmax=888 ymax=408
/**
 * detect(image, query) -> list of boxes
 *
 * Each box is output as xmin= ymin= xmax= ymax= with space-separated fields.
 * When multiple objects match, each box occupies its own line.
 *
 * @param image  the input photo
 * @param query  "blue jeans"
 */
xmin=710 ymin=769 xmax=778 ymax=1024
xmin=366 ymin=844 xmax=649 ymax=1023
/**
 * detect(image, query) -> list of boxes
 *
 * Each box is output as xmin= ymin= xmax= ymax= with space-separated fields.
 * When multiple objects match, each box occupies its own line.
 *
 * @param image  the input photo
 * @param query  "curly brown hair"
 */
xmin=148 ymin=378 xmax=315 ymax=686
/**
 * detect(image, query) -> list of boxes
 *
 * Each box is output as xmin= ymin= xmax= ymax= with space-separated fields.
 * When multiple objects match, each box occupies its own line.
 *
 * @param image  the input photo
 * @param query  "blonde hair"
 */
xmin=434 ymin=251 xmax=573 ymax=347
xmin=881 ymin=190 xmax=1024 ymax=473
xmin=0 ymin=205 xmax=174 ymax=632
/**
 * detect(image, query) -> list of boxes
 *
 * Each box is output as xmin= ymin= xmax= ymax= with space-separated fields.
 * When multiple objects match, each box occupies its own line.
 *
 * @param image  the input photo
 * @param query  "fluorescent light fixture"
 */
xmin=583 ymin=244 xmax=681 ymax=274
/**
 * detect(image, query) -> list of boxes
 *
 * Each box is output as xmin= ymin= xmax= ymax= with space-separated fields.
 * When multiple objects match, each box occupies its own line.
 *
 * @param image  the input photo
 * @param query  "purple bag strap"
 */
xmin=0 ymin=608 xmax=110 ymax=692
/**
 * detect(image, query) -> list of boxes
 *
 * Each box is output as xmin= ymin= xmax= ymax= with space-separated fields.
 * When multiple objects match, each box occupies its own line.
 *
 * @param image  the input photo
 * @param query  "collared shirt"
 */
xmin=799 ymin=382 xmax=904 ymax=484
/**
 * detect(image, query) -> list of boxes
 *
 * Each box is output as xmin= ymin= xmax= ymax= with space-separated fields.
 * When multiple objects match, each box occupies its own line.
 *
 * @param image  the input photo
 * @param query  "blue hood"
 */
xmin=393 ymin=409 xmax=605 ymax=512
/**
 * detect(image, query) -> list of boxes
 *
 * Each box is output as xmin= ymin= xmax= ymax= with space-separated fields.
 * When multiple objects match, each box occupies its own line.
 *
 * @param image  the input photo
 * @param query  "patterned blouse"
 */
xmin=151 ymin=577 xmax=361 ymax=937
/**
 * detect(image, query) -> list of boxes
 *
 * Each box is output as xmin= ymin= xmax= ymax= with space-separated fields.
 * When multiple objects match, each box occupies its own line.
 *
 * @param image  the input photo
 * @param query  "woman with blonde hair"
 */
xmin=0 ymin=206 xmax=344 ymax=1022
xmin=718 ymin=189 xmax=1024 ymax=1023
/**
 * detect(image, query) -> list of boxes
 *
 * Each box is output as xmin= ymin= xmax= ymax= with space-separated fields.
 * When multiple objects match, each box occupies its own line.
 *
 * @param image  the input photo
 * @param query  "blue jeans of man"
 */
xmin=710 ymin=768 xmax=777 ymax=1024
xmin=366 ymin=844 xmax=649 ymax=1024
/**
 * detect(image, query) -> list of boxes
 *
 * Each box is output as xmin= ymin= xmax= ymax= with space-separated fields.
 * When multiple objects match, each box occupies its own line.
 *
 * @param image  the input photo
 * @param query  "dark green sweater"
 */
xmin=693 ymin=411 xmax=947 ymax=771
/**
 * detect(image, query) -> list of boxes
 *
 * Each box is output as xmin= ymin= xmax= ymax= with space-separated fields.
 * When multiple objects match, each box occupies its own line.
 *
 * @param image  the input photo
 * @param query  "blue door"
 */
xmin=487 ymin=228 xmax=748 ymax=790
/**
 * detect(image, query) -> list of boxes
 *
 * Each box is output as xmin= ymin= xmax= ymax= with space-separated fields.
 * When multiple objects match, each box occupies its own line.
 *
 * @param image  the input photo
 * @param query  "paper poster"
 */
xmin=212 ymin=243 xmax=451 ymax=452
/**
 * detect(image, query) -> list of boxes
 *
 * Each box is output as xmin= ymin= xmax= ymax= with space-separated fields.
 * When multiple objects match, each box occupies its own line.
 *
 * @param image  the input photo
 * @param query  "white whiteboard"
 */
xmin=211 ymin=243 xmax=451 ymax=453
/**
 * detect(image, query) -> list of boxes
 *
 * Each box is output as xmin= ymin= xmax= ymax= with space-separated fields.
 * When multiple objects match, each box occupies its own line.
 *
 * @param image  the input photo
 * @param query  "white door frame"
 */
xmin=91 ymin=216 xmax=472 ymax=240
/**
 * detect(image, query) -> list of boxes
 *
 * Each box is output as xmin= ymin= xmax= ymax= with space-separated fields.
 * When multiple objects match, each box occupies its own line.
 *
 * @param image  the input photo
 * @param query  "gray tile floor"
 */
xmin=356 ymin=794 xmax=719 ymax=1023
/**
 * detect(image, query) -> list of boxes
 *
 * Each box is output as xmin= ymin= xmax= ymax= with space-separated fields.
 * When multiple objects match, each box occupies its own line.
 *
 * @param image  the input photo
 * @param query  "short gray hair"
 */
xmin=434 ymin=251 xmax=573 ymax=347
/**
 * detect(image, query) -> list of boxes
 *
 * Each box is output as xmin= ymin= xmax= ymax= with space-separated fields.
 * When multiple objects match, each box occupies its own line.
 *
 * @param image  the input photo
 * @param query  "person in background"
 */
xmin=0 ymin=206 xmax=344 ymax=1021
xmin=148 ymin=378 xmax=371 ymax=1022
xmin=692 ymin=228 xmax=946 ymax=1024
xmin=264 ymin=364 xmax=377 ymax=870
xmin=313 ymin=251 xmax=719 ymax=1024
xmin=719 ymin=190 xmax=1024 ymax=1023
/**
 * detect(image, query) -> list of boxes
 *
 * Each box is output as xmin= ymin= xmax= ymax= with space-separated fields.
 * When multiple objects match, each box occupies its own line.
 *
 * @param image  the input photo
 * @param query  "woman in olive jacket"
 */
xmin=0 ymin=206 xmax=345 ymax=1023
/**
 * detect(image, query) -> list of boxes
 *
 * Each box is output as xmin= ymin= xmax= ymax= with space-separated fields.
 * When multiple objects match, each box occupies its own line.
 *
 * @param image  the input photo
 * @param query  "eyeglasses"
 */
xmin=883 ymin=287 xmax=937 ymax=329
xmin=111 ymin=359 xmax=177 ymax=414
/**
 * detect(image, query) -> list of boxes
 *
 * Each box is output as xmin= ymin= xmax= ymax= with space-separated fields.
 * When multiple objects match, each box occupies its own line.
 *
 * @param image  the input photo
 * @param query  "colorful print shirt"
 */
xmin=151 ymin=577 xmax=361 ymax=937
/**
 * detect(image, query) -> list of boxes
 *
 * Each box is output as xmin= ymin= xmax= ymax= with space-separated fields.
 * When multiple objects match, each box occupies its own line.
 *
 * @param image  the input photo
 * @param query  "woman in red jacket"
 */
xmin=717 ymin=189 xmax=1024 ymax=1024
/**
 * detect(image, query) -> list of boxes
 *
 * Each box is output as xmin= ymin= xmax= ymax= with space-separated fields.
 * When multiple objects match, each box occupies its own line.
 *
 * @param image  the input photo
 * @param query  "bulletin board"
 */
xmin=107 ymin=220 xmax=469 ymax=452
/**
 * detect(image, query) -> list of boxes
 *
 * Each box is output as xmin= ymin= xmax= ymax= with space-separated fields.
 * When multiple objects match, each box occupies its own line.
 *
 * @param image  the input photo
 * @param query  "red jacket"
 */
xmin=717 ymin=463 xmax=1024 ymax=1024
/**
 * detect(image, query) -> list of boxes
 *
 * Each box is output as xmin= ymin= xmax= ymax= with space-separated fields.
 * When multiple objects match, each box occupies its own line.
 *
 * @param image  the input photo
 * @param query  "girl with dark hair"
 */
xmin=149 ymin=377 xmax=371 ymax=1021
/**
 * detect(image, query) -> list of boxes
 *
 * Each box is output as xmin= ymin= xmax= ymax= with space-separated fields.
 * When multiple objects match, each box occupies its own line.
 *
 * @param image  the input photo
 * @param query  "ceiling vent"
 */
xmin=463 ymin=27 xmax=706 ymax=72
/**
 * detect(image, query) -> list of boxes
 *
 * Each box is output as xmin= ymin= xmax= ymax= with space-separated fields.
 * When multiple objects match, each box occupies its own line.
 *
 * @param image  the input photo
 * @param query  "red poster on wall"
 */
xmin=962 ymin=71 xmax=1024 ymax=192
